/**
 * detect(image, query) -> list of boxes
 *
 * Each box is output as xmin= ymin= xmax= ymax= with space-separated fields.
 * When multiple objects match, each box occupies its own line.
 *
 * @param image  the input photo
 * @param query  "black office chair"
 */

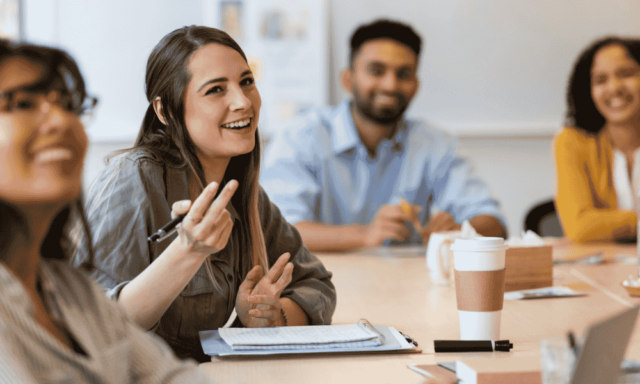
xmin=524 ymin=199 xmax=564 ymax=237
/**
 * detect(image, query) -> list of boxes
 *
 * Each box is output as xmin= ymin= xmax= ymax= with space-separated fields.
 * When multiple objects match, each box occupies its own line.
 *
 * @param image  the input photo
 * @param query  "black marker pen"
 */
xmin=434 ymin=340 xmax=513 ymax=352
xmin=148 ymin=214 xmax=186 ymax=243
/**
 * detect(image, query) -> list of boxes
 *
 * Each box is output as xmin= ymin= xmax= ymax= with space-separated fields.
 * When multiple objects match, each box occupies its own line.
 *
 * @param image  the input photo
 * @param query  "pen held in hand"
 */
xmin=424 ymin=192 xmax=433 ymax=225
xmin=148 ymin=213 xmax=186 ymax=243
xmin=399 ymin=197 xmax=422 ymax=230
xmin=399 ymin=197 xmax=412 ymax=215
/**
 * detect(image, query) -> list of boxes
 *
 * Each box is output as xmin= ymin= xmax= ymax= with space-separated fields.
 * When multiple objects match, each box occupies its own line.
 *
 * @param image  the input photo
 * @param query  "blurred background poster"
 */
xmin=205 ymin=0 xmax=329 ymax=139
xmin=0 ymin=0 xmax=22 ymax=41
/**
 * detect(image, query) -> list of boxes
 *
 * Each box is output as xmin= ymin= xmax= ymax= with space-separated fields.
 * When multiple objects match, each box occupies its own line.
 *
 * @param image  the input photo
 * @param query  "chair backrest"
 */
xmin=524 ymin=199 xmax=564 ymax=237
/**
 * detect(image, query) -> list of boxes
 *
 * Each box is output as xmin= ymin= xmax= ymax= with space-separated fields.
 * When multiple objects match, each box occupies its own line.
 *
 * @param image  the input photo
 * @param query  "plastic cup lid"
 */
xmin=450 ymin=237 xmax=508 ymax=251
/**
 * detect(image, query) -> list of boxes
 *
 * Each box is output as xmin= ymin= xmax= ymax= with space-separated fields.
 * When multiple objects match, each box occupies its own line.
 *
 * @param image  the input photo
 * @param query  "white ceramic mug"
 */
xmin=451 ymin=237 xmax=508 ymax=340
xmin=426 ymin=231 xmax=462 ymax=285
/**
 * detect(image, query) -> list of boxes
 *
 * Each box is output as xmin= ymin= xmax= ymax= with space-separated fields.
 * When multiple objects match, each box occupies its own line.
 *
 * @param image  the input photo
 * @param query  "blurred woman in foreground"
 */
xmin=0 ymin=40 xmax=211 ymax=383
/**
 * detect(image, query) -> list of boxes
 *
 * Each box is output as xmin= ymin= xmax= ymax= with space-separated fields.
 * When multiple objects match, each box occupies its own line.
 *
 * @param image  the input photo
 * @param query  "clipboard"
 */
xmin=199 ymin=321 xmax=422 ymax=357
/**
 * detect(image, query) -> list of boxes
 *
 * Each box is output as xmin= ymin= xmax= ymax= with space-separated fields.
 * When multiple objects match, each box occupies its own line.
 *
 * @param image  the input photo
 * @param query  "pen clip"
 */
xmin=155 ymin=225 xmax=181 ymax=243
xmin=148 ymin=213 xmax=186 ymax=243
xmin=357 ymin=318 xmax=386 ymax=343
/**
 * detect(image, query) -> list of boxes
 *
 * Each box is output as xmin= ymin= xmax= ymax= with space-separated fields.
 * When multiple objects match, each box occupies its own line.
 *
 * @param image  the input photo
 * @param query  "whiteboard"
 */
xmin=23 ymin=0 xmax=640 ymax=140
xmin=203 ymin=0 xmax=329 ymax=140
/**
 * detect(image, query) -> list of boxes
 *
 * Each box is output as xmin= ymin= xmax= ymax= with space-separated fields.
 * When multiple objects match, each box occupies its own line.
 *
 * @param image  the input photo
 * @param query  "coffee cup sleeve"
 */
xmin=454 ymin=269 xmax=506 ymax=312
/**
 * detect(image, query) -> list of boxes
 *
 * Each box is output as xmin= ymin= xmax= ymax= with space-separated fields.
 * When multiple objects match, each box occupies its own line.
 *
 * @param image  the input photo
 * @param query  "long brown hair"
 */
xmin=127 ymin=26 xmax=268 ymax=275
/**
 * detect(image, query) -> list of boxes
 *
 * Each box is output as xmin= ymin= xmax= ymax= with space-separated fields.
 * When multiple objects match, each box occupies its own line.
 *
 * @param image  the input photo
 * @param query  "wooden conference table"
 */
xmin=199 ymin=240 xmax=640 ymax=383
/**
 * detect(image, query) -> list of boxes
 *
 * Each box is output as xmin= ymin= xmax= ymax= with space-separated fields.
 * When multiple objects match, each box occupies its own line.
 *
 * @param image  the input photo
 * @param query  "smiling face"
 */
xmin=183 ymin=43 xmax=261 ymax=166
xmin=591 ymin=44 xmax=640 ymax=126
xmin=0 ymin=57 xmax=87 ymax=208
xmin=343 ymin=38 xmax=419 ymax=125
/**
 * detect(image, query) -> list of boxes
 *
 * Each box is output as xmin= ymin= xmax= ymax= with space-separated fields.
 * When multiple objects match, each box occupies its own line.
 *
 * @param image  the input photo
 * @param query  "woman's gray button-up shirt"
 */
xmin=73 ymin=151 xmax=337 ymax=362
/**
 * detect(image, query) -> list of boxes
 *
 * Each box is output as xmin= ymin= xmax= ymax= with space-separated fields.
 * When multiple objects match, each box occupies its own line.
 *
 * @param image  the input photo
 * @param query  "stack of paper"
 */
xmin=199 ymin=323 xmax=419 ymax=357
xmin=219 ymin=324 xmax=382 ymax=350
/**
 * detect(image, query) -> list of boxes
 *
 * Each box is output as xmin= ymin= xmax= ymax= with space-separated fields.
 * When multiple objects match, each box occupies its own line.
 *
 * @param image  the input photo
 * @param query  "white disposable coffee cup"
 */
xmin=451 ymin=237 xmax=508 ymax=340
xmin=426 ymin=231 xmax=462 ymax=286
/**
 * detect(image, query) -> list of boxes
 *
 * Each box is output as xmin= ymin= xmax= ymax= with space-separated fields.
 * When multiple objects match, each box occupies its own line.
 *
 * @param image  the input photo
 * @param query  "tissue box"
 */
xmin=504 ymin=246 xmax=553 ymax=292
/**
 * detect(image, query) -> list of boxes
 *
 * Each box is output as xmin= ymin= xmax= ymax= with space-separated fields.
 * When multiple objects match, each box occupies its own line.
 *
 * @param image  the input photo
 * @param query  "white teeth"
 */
xmin=222 ymin=118 xmax=251 ymax=129
xmin=609 ymin=98 xmax=626 ymax=108
xmin=34 ymin=148 xmax=74 ymax=163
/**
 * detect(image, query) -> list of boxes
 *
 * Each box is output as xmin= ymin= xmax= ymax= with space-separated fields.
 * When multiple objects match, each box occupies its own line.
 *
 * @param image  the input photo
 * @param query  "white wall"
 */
xmin=29 ymin=0 xmax=632 ymax=237
xmin=456 ymin=136 xmax=556 ymax=237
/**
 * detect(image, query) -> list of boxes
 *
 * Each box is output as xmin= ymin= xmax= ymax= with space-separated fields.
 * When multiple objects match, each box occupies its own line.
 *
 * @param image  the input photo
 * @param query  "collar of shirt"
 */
xmin=38 ymin=260 xmax=66 ymax=322
xmin=0 ymin=261 xmax=68 ymax=322
xmin=0 ymin=263 xmax=34 ymax=316
xmin=330 ymin=99 xmax=408 ymax=157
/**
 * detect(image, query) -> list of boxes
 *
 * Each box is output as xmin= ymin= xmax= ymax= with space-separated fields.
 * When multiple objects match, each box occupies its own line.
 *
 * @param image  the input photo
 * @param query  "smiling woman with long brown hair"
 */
xmin=0 ymin=40 xmax=211 ymax=383
xmin=74 ymin=26 xmax=336 ymax=362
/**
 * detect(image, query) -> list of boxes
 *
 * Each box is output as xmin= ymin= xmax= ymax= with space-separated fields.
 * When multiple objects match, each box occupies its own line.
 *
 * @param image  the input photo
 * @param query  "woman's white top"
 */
xmin=612 ymin=148 xmax=640 ymax=211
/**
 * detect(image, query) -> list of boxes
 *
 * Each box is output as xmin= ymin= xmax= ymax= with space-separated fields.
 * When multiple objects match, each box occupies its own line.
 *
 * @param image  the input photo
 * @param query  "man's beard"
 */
xmin=352 ymin=88 xmax=410 ymax=125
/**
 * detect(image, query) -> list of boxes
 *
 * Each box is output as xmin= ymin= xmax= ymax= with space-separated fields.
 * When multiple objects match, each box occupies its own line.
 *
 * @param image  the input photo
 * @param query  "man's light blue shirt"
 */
xmin=261 ymin=100 xmax=506 ymax=243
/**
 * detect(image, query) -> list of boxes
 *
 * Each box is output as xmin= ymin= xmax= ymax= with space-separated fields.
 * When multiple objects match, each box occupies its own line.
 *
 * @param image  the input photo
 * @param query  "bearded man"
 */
xmin=261 ymin=19 xmax=506 ymax=252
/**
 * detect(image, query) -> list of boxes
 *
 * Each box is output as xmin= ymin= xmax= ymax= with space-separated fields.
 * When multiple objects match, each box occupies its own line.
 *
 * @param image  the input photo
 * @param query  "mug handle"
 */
xmin=437 ymin=238 xmax=454 ymax=281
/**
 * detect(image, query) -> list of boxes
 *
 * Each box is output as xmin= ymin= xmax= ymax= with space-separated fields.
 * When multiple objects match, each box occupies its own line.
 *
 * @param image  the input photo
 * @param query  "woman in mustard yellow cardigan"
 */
xmin=555 ymin=37 xmax=640 ymax=242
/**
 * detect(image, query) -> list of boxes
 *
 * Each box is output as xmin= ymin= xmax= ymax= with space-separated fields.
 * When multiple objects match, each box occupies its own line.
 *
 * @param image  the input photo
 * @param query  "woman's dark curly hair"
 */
xmin=566 ymin=36 xmax=640 ymax=134
xmin=0 ymin=39 xmax=93 ymax=268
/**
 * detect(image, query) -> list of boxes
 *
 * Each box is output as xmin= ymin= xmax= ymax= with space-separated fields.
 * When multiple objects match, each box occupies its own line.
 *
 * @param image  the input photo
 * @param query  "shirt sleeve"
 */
xmin=124 ymin=315 xmax=213 ymax=384
xmin=258 ymin=188 xmax=336 ymax=325
xmin=84 ymin=274 xmax=213 ymax=384
xmin=261 ymin=122 xmax=322 ymax=225
xmin=76 ymin=155 xmax=170 ymax=298
xmin=554 ymin=128 xmax=636 ymax=242
xmin=427 ymin=133 xmax=506 ymax=229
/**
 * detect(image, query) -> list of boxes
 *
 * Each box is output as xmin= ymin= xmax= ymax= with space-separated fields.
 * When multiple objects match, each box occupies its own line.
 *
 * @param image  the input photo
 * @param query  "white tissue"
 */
xmin=623 ymin=275 xmax=640 ymax=287
xmin=506 ymin=230 xmax=545 ymax=247
xmin=460 ymin=220 xmax=479 ymax=238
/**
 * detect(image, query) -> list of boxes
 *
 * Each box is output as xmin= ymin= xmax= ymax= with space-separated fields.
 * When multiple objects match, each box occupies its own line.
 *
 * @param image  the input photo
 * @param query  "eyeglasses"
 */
xmin=0 ymin=64 xmax=98 ymax=117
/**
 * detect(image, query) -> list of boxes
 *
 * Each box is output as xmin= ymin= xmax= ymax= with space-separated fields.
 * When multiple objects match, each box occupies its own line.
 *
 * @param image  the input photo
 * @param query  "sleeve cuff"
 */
xmin=282 ymin=287 xmax=335 ymax=325
xmin=106 ymin=280 xmax=129 ymax=301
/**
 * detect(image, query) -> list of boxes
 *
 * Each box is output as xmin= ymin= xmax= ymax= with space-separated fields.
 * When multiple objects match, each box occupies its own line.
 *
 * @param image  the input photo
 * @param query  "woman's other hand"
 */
xmin=171 ymin=180 xmax=238 ymax=259
xmin=236 ymin=253 xmax=294 ymax=327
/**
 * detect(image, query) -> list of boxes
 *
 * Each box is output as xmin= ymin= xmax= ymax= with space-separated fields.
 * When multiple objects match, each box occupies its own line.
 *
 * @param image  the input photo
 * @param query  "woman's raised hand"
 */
xmin=171 ymin=180 xmax=238 ymax=259
xmin=236 ymin=253 xmax=294 ymax=327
